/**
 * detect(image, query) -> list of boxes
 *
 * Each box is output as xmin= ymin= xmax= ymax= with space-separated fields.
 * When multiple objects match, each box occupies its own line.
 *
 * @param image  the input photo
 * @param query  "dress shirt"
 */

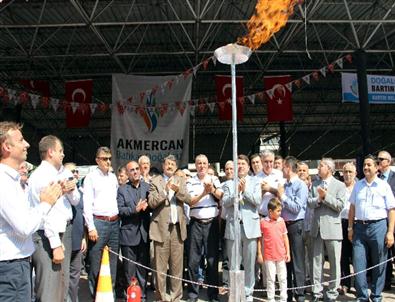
xmin=349 ymin=176 xmax=395 ymax=220
xmin=0 ymin=163 xmax=51 ymax=261
xmin=340 ymin=185 xmax=353 ymax=219
xmin=255 ymin=170 xmax=285 ymax=216
xmin=187 ymin=175 xmax=221 ymax=219
xmin=280 ymin=176 xmax=308 ymax=222
xmin=83 ymin=167 xmax=119 ymax=232
xmin=28 ymin=161 xmax=80 ymax=249
xmin=380 ymin=170 xmax=390 ymax=182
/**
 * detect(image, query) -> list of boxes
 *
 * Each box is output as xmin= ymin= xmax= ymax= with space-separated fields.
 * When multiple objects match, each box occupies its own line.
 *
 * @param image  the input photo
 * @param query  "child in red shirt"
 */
xmin=257 ymin=198 xmax=290 ymax=302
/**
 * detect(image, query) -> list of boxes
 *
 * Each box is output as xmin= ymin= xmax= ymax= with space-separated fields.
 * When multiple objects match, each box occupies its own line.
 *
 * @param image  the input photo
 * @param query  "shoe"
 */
xmin=337 ymin=285 xmax=348 ymax=295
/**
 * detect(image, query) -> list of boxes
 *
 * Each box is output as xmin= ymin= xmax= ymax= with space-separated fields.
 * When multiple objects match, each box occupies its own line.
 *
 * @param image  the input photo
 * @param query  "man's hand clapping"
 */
xmin=39 ymin=182 xmax=62 ymax=206
xmin=136 ymin=198 xmax=148 ymax=212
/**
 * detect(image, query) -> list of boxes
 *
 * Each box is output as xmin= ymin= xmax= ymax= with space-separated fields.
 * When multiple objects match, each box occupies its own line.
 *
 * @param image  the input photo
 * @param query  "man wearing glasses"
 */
xmin=377 ymin=150 xmax=395 ymax=290
xmin=348 ymin=155 xmax=395 ymax=302
xmin=83 ymin=146 xmax=119 ymax=297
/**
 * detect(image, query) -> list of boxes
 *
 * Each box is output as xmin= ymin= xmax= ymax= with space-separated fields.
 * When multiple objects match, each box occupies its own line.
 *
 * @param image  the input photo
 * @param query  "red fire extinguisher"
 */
xmin=127 ymin=277 xmax=142 ymax=302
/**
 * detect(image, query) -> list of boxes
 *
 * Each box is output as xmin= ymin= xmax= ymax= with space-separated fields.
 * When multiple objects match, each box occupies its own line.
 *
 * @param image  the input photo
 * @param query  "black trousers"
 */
xmin=340 ymin=219 xmax=353 ymax=288
xmin=121 ymin=241 xmax=150 ymax=299
xmin=286 ymin=220 xmax=306 ymax=301
xmin=187 ymin=217 xmax=219 ymax=300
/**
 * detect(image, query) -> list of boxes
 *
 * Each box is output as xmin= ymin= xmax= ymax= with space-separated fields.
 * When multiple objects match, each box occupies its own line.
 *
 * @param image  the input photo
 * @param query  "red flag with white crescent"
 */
xmin=215 ymin=75 xmax=244 ymax=121
xmin=65 ymin=80 xmax=93 ymax=128
xmin=19 ymin=79 xmax=51 ymax=97
xmin=264 ymin=75 xmax=293 ymax=122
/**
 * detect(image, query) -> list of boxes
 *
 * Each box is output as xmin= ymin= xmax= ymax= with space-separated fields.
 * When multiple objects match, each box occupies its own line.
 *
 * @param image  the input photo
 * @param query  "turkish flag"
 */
xmin=264 ymin=75 xmax=293 ymax=122
xmin=19 ymin=79 xmax=50 ymax=97
xmin=215 ymin=75 xmax=244 ymax=121
xmin=65 ymin=80 xmax=93 ymax=128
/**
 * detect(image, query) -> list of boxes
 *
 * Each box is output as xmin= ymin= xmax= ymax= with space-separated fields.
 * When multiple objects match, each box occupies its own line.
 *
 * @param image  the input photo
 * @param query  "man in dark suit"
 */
xmin=117 ymin=160 xmax=150 ymax=301
xmin=378 ymin=150 xmax=395 ymax=290
xmin=148 ymin=154 xmax=191 ymax=302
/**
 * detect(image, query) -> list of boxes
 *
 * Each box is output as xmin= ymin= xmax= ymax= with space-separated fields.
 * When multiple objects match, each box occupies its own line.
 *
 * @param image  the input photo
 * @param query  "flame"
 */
xmin=239 ymin=0 xmax=301 ymax=50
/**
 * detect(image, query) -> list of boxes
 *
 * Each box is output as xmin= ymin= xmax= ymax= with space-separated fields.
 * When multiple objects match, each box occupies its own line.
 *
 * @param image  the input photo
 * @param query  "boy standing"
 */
xmin=257 ymin=198 xmax=290 ymax=302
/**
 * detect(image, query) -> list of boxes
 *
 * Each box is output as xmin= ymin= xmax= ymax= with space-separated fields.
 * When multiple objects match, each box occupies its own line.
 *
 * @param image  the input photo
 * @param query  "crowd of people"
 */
xmin=1 ymin=120 xmax=395 ymax=302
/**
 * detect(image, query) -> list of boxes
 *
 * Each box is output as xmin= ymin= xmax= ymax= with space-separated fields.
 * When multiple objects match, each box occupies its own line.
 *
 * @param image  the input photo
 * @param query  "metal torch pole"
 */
xmin=228 ymin=54 xmax=245 ymax=302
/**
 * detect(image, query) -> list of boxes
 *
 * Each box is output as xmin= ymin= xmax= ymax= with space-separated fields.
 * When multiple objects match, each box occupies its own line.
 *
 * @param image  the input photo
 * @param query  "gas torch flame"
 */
xmin=238 ymin=0 xmax=302 ymax=50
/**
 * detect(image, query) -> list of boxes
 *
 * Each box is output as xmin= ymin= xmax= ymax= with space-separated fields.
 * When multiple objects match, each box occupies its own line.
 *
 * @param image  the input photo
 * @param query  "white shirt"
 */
xmin=187 ymin=175 xmax=222 ymax=219
xmin=28 ymin=161 xmax=80 ymax=248
xmin=255 ymin=170 xmax=284 ymax=216
xmin=0 ymin=163 xmax=51 ymax=261
xmin=349 ymin=176 xmax=395 ymax=220
xmin=83 ymin=167 xmax=119 ymax=231
xmin=340 ymin=184 xmax=354 ymax=219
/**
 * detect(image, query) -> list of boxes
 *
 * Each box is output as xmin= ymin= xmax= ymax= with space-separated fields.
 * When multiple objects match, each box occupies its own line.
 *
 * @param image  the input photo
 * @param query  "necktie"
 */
xmin=322 ymin=180 xmax=328 ymax=190
xmin=169 ymin=189 xmax=177 ymax=224
xmin=380 ymin=174 xmax=385 ymax=181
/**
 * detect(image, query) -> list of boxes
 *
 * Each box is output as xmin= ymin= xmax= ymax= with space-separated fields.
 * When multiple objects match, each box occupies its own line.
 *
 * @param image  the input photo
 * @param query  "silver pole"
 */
xmin=231 ymin=58 xmax=240 ymax=267
xmin=214 ymin=43 xmax=250 ymax=302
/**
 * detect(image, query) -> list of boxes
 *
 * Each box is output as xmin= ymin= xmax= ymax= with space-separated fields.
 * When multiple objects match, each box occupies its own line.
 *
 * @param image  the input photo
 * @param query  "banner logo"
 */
xmin=141 ymin=94 xmax=158 ymax=133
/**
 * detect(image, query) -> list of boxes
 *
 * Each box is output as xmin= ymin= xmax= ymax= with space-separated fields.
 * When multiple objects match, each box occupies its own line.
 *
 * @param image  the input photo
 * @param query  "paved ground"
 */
xmin=79 ymin=265 xmax=395 ymax=301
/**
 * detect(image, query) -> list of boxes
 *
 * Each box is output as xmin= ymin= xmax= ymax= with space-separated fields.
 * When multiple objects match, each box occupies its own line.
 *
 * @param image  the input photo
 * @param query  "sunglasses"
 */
xmin=377 ymin=157 xmax=388 ymax=162
xmin=97 ymin=157 xmax=112 ymax=161
xmin=71 ymin=169 xmax=79 ymax=174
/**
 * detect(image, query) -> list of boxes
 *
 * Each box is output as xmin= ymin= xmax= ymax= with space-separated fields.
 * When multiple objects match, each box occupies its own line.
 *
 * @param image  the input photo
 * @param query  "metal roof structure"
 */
xmin=1 ymin=0 xmax=395 ymax=165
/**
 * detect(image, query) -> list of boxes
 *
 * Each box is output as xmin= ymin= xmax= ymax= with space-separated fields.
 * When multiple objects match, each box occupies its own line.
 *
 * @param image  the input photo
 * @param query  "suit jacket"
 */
xmin=386 ymin=170 xmax=395 ymax=196
xmin=308 ymin=177 xmax=346 ymax=240
xmin=117 ymin=180 xmax=150 ymax=246
xmin=71 ymin=188 xmax=84 ymax=251
xmin=148 ymin=174 xmax=191 ymax=243
xmin=222 ymin=175 xmax=261 ymax=240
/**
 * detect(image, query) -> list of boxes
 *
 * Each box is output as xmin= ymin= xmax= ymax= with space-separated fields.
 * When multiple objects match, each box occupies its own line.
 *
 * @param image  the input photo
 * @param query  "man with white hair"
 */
xmin=308 ymin=158 xmax=346 ymax=302
xmin=256 ymin=150 xmax=284 ymax=217
xmin=138 ymin=155 xmax=151 ymax=183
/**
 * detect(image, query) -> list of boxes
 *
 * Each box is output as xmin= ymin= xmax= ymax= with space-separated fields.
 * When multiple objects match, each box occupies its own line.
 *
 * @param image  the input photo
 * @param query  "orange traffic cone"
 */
xmin=95 ymin=246 xmax=114 ymax=302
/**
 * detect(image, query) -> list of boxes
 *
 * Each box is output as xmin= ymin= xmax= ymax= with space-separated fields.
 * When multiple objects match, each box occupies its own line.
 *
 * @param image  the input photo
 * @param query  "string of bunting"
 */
xmin=0 ymin=54 xmax=352 ymax=117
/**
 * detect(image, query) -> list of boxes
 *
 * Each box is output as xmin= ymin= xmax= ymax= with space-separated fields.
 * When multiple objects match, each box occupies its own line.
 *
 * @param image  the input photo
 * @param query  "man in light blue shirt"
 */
xmin=348 ymin=155 xmax=395 ymax=302
xmin=0 ymin=122 xmax=61 ymax=302
xmin=278 ymin=156 xmax=308 ymax=302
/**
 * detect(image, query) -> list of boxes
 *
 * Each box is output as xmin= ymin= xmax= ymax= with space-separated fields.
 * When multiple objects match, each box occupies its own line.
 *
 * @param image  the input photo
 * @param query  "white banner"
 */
xmin=111 ymin=74 xmax=191 ymax=170
xmin=342 ymin=72 xmax=395 ymax=103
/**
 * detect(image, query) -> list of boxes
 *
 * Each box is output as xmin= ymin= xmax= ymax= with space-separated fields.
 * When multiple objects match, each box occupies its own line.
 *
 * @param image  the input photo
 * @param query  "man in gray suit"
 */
xmin=222 ymin=154 xmax=261 ymax=302
xmin=308 ymin=158 xmax=346 ymax=302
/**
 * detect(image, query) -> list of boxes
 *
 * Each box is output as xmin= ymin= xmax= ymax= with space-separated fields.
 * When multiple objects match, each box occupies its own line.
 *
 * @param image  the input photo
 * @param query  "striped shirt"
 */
xmin=0 ymin=163 xmax=51 ymax=261
xmin=187 ymin=175 xmax=221 ymax=219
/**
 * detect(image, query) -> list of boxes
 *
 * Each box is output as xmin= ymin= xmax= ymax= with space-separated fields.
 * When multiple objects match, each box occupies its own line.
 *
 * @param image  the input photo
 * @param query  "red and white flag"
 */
xmin=215 ymin=75 xmax=244 ymax=121
xmin=19 ymin=79 xmax=50 ymax=97
xmin=65 ymin=80 xmax=93 ymax=128
xmin=264 ymin=75 xmax=293 ymax=122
